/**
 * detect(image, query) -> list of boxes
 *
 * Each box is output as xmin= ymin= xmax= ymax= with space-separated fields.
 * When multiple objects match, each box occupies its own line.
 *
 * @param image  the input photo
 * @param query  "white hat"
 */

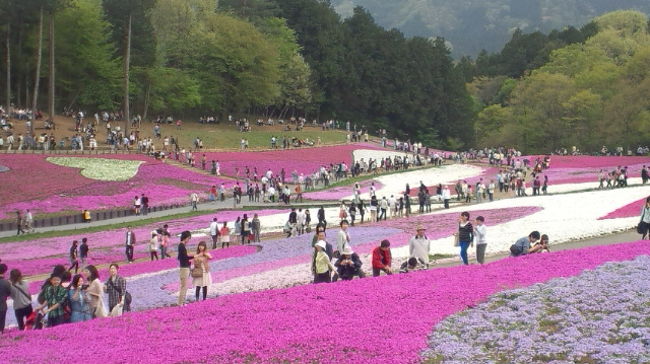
xmin=341 ymin=246 xmax=354 ymax=255
xmin=316 ymin=240 xmax=326 ymax=249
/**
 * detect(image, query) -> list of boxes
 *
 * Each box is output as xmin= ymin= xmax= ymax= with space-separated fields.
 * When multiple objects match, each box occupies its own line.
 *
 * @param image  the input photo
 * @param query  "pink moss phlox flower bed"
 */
xmin=201 ymin=142 xmax=384 ymax=177
xmin=0 ymin=209 xmax=283 ymax=273
xmin=407 ymin=166 xmax=500 ymax=197
xmin=526 ymin=155 xmax=650 ymax=169
xmin=303 ymin=179 xmax=383 ymax=200
xmin=3 ymin=241 xmax=649 ymax=363
xmin=0 ymin=154 xmax=233 ymax=218
xmin=598 ymin=197 xmax=647 ymax=220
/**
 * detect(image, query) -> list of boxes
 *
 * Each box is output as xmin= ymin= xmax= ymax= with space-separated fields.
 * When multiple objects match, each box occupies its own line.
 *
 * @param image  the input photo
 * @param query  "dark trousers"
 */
xmin=15 ymin=305 xmax=33 ymax=330
xmin=443 ymin=199 xmax=450 ymax=209
xmin=48 ymin=315 xmax=64 ymax=328
xmin=126 ymin=245 xmax=134 ymax=262
xmin=379 ymin=208 xmax=387 ymax=220
xmin=150 ymin=251 xmax=159 ymax=260
xmin=0 ymin=308 xmax=6 ymax=333
xmin=313 ymin=272 xmax=331 ymax=283
xmin=195 ymin=286 xmax=207 ymax=301
xmin=211 ymin=235 xmax=219 ymax=249
xmin=372 ymin=268 xmax=392 ymax=277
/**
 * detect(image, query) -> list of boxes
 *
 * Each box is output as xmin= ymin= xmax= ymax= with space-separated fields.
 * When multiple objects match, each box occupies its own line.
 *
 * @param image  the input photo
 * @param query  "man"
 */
xmin=177 ymin=230 xmax=193 ymax=306
xmin=209 ymin=218 xmax=220 ymax=249
xmin=333 ymin=246 xmax=365 ymax=281
xmin=379 ymin=197 xmax=388 ymax=221
xmin=336 ymin=220 xmax=351 ymax=256
xmin=24 ymin=209 xmax=33 ymax=232
xmin=125 ymin=226 xmax=136 ymax=263
xmin=642 ymin=165 xmax=648 ymax=185
xmin=190 ymin=192 xmax=199 ymax=211
xmin=510 ymin=231 xmax=541 ymax=257
xmin=0 ymin=264 xmax=10 ymax=333
xmin=408 ymin=225 xmax=431 ymax=267
xmin=317 ymin=206 xmax=326 ymax=227
xmin=80 ymin=238 xmax=89 ymax=264
xmin=442 ymin=185 xmax=451 ymax=209
xmin=288 ymin=208 xmax=297 ymax=237
xmin=141 ymin=194 xmax=149 ymax=215
xmin=16 ymin=210 xmax=24 ymax=235
xmin=371 ymin=239 xmax=392 ymax=276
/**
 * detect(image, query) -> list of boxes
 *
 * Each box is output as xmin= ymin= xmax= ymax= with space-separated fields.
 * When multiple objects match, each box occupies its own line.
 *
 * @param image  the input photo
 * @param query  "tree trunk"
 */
xmin=6 ymin=22 xmax=11 ymax=111
xmin=48 ymin=11 xmax=55 ymax=123
xmin=32 ymin=6 xmax=44 ymax=130
xmin=142 ymin=80 xmax=151 ymax=122
xmin=123 ymin=12 xmax=132 ymax=132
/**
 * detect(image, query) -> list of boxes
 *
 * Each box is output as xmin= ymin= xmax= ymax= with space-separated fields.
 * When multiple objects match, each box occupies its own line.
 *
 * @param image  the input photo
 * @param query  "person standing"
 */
xmin=141 ymin=194 xmax=149 ymax=215
xmin=177 ymin=231 xmax=194 ymax=306
xmin=79 ymin=238 xmax=89 ymax=265
xmin=371 ymin=240 xmax=392 ymax=276
xmin=442 ymin=185 xmax=451 ymax=209
xmin=105 ymin=264 xmax=128 ymax=313
xmin=125 ymin=226 xmax=136 ymax=263
xmin=379 ymin=197 xmax=388 ymax=221
xmin=455 ymin=212 xmax=473 ymax=265
xmin=640 ymin=197 xmax=650 ymax=239
xmin=219 ymin=222 xmax=231 ymax=248
xmin=317 ymin=206 xmax=326 ymax=227
xmin=193 ymin=241 xmax=212 ymax=301
xmin=474 ymin=216 xmax=487 ymax=264
xmin=67 ymin=274 xmax=92 ymax=323
xmin=9 ymin=269 xmax=33 ymax=330
xmin=190 ymin=192 xmax=199 ymax=211
xmin=336 ymin=220 xmax=351 ymax=256
xmin=312 ymin=241 xmax=335 ymax=283
xmin=148 ymin=231 xmax=160 ymax=261
xmin=251 ymin=214 xmax=261 ymax=242
xmin=408 ymin=225 xmax=431 ymax=267
xmin=34 ymin=274 xmax=67 ymax=327
xmin=0 ymin=264 xmax=11 ymax=332
xmin=83 ymin=265 xmax=106 ymax=318
xmin=209 ymin=218 xmax=220 ymax=249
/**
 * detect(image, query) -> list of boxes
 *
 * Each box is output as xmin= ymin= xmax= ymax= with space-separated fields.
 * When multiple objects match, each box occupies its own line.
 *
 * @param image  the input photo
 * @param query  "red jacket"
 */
xmin=372 ymin=247 xmax=392 ymax=269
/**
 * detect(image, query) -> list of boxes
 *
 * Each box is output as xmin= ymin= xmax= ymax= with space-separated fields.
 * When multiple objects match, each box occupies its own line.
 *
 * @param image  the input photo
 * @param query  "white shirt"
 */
xmin=209 ymin=221 xmax=219 ymax=236
xmin=409 ymin=235 xmax=430 ymax=264
xmin=474 ymin=224 xmax=487 ymax=245
xmin=337 ymin=229 xmax=350 ymax=252
xmin=442 ymin=187 xmax=451 ymax=200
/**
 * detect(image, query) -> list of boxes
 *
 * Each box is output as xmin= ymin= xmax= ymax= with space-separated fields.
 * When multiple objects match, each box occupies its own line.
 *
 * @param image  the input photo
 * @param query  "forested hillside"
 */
xmin=332 ymin=0 xmax=650 ymax=56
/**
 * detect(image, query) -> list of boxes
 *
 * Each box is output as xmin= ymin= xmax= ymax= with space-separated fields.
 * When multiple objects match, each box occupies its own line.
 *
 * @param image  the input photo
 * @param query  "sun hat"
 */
xmin=416 ymin=224 xmax=427 ymax=231
xmin=341 ymin=246 xmax=354 ymax=255
xmin=316 ymin=240 xmax=326 ymax=249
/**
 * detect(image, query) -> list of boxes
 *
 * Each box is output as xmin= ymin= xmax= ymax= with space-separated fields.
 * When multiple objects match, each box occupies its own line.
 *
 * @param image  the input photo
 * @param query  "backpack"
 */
xmin=510 ymin=244 xmax=523 ymax=257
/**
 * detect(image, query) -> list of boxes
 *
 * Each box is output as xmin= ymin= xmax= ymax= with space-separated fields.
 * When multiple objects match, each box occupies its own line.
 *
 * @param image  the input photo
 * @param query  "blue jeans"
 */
xmin=459 ymin=241 xmax=470 ymax=265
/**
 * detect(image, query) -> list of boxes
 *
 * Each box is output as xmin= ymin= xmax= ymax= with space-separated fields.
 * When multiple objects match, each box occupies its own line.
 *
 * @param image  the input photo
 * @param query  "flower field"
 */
xmin=200 ymin=142 xmax=384 ymax=177
xmin=2 ymin=241 xmax=649 ymax=363
xmin=0 ymin=154 xmax=233 ymax=218
xmin=423 ymin=255 xmax=650 ymax=363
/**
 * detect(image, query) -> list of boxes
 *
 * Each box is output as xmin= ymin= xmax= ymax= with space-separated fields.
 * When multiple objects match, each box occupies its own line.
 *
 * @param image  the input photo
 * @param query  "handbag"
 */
xmin=191 ymin=259 xmax=204 ymax=278
xmin=637 ymin=208 xmax=647 ymax=234
xmin=110 ymin=304 xmax=123 ymax=317
xmin=108 ymin=278 xmax=132 ymax=308
xmin=453 ymin=233 xmax=460 ymax=247
xmin=94 ymin=295 xmax=107 ymax=318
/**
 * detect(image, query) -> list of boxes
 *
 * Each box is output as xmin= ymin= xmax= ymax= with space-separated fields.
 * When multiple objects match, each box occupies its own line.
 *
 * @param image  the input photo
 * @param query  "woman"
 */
xmin=67 ymin=274 xmax=92 ymax=323
xmin=68 ymin=240 xmax=79 ymax=273
xmin=192 ymin=241 xmax=213 ymax=301
xmin=304 ymin=209 xmax=312 ymax=233
xmin=105 ymin=264 xmax=128 ymax=313
xmin=9 ymin=269 xmax=33 ymax=330
xmin=251 ymin=213 xmax=261 ymax=242
xmin=241 ymin=214 xmax=251 ymax=245
xmin=234 ymin=217 xmax=241 ymax=245
xmin=640 ymin=197 xmax=650 ymax=239
xmin=219 ymin=222 xmax=231 ymax=248
xmin=311 ymin=240 xmax=335 ymax=283
xmin=83 ymin=265 xmax=106 ymax=318
xmin=149 ymin=231 xmax=160 ymax=261
xmin=455 ymin=212 xmax=473 ymax=265
xmin=35 ymin=274 xmax=67 ymax=327
xmin=160 ymin=230 xmax=171 ymax=259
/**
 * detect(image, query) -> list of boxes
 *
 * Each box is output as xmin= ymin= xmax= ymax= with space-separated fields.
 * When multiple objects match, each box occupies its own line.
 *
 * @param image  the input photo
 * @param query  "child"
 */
xmin=474 ymin=216 xmax=487 ymax=264
xmin=531 ymin=234 xmax=551 ymax=253
xmin=399 ymin=257 xmax=420 ymax=273
xmin=219 ymin=222 xmax=231 ymax=249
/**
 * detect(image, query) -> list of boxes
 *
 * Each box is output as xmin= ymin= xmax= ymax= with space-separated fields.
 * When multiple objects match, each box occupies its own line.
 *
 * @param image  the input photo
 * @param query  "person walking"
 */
xmin=192 ymin=241 xmax=212 ymax=301
xmin=640 ymin=197 xmax=650 ymax=239
xmin=105 ymin=264 xmax=129 ymax=313
xmin=177 ymin=231 xmax=194 ymax=306
xmin=455 ymin=212 xmax=473 ymax=265
xmin=0 ymin=264 xmax=11 ymax=332
xmin=79 ymin=238 xmax=89 ymax=265
xmin=149 ymin=231 xmax=160 ymax=260
xmin=474 ymin=216 xmax=487 ymax=264
xmin=442 ymin=185 xmax=451 ymax=209
xmin=219 ymin=222 xmax=231 ymax=248
xmin=9 ymin=269 xmax=33 ymax=330
xmin=67 ymin=274 xmax=92 ymax=323
xmin=190 ymin=192 xmax=199 ymax=211
xmin=16 ymin=211 xmax=25 ymax=235
xmin=125 ymin=226 xmax=136 ymax=263
xmin=336 ymin=220 xmax=351 ymax=257
xmin=68 ymin=240 xmax=80 ymax=273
